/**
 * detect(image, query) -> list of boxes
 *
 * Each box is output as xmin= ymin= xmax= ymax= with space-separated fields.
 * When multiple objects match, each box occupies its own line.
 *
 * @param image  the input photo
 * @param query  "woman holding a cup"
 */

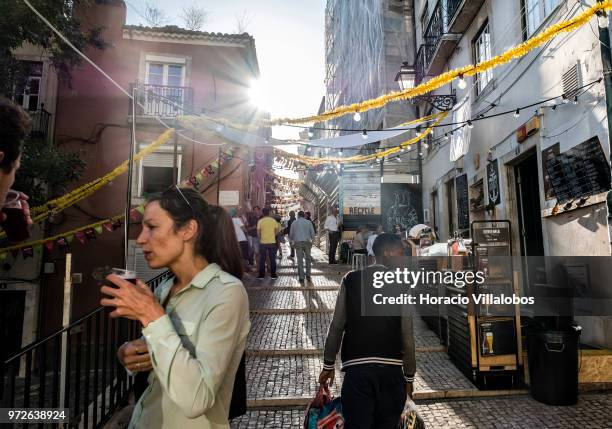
xmin=100 ymin=186 xmax=249 ymax=429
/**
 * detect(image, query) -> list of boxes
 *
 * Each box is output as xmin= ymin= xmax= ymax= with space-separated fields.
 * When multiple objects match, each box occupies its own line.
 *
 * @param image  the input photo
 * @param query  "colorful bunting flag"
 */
xmin=75 ymin=231 xmax=86 ymax=244
xmin=84 ymin=228 xmax=96 ymax=240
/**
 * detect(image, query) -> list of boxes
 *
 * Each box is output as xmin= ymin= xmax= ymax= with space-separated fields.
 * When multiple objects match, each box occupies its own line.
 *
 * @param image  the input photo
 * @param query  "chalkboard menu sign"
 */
xmin=456 ymin=174 xmax=469 ymax=230
xmin=544 ymin=136 xmax=611 ymax=204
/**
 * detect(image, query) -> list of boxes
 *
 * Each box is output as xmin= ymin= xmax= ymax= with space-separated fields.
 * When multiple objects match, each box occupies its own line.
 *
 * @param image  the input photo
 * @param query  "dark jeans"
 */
xmin=341 ymin=365 xmax=407 ymax=429
xmin=239 ymin=241 xmax=249 ymax=262
xmin=258 ymin=243 xmax=277 ymax=277
xmin=328 ymin=231 xmax=340 ymax=263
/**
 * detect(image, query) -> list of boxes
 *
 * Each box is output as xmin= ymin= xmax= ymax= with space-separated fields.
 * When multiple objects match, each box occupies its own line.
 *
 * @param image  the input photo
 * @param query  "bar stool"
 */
xmin=352 ymin=253 xmax=366 ymax=271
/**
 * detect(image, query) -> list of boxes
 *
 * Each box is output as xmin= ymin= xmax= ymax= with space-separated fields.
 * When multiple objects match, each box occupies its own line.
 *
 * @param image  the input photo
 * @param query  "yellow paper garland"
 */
xmin=278 ymin=111 xmax=448 ymax=166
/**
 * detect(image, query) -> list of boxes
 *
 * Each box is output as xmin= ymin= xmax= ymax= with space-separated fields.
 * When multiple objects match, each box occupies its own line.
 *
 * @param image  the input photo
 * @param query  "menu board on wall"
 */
xmin=456 ymin=174 xmax=469 ymax=230
xmin=343 ymin=171 xmax=381 ymax=215
xmin=486 ymin=160 xmax=501 ymax=206
xmin=544 ymin=136 xmax=611 ymax=204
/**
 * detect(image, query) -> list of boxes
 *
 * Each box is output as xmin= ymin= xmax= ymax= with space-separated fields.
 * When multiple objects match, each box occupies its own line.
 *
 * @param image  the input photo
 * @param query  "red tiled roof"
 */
xmin=123 ymin=25 xmax=254 ymax=44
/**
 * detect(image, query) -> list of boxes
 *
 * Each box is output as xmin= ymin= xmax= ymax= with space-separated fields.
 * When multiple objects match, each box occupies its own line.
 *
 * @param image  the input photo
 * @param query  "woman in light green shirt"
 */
xmin=100 ymin=187 xmax=250 ymax=428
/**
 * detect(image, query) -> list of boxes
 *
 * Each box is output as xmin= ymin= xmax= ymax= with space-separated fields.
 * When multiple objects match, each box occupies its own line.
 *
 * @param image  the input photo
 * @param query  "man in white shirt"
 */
xmin=324 ymin=207 xmax=341 ymax=264
xmin=230 ymin=208 xmax=249 ymax=265
xmin=366 ymin=225 xmax=384 ymax=264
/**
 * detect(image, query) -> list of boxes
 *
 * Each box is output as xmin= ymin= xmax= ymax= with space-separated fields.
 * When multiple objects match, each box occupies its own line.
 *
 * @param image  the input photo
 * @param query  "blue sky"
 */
xmin=125 ymin=0 xmax=327 ymax=139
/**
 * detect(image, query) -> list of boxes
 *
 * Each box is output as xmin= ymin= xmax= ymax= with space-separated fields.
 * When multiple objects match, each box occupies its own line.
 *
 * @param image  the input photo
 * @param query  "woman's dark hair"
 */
xmin=148 ymin=187 xmax=244 ymax=279
xmin=0 ymin=97 xmax=31 ymax=173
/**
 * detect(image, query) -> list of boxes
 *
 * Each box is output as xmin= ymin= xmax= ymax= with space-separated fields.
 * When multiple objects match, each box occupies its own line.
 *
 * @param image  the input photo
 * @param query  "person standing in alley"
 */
xmin=324 ymin=206 xmax=340 ymax=264
xmin=230 ymin=208 xmax=249 ymax=269
xmin=246 ymin=206 xmax=262 ymax=267
xmin=319 ymin=233 xmax=416 ymax=428
xmin=285 ymin=210 xmax=296 ymax=258
xmin=257 ymin=207 xmax=281 ymax=279
xmin=366 ymin=225 xmax=384 ymax=264
xmin=104 ymin=187 xmax=249 ymax=428
xmin=289 ymin=210 xmax=315 ymax=284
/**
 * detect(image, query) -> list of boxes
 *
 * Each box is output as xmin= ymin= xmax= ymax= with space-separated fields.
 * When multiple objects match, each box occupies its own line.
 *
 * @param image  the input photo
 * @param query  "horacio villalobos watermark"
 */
xmin=371 ymin=268 xmax=535 ymax=306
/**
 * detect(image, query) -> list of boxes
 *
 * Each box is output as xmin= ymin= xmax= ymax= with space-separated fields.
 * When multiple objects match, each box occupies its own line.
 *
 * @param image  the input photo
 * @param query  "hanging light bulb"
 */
xmin=308 ymin=130 xmax=314 ymax=138
xmin=573 ymin=95 xmax=579 ymax=105
xmin=264 ymin=138 xmax=269 ymax=144
xmin=467 ymin=120 xmax=474 ymax=129
xmin=400 ymin=146 xmax=405 ymax=152
xmin=362 ymin=129 xmax=368 ymax=139
xmin=562 ymin=94 xmax=569 ymax=104
xmin=396 ymin=156 xmax=402 ymax=162
xmin=339 ymin=149 xmax=343 ymax=155
xmin=444 ymin=133 xmax=449 ymax=140
xmin=306 ymin=146 xmax=311 ymax=152
xmin=514 ymin=108 xmax=520 ymax=118
xmin=598 ymin=11 xmax=609 ymax=29
xmin=353 ymin=112 xmax=362 ymax=122
xmin=458 ymin=74 xmax=467 ymax=89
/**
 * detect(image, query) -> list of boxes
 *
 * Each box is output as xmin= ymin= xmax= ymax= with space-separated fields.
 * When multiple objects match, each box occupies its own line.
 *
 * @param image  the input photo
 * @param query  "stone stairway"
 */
xmin=231 ymin=245 xmax=505 ymax=428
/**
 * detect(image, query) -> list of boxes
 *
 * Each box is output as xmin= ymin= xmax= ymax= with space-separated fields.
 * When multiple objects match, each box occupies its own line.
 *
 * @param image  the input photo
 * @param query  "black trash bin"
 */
xmin=527 ymin=328 xmax=581 ymax=405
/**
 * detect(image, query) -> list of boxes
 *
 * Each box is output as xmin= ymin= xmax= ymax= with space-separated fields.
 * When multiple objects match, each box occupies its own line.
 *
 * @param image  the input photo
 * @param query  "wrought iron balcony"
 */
xmin=29 ymin=104 xmax=51 ymax=141
xmin=446 ymin=0 xmax=486 ymax=34
xmin=129 ymin=82 xmax=194 ymax=118
xmin=415 ymin=0 xmax=462 ymax=85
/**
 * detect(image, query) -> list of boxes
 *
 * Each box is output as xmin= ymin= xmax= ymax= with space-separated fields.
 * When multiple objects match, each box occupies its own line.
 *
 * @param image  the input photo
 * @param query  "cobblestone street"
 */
xmin=231 ymin=245 xmax=612 ymax=429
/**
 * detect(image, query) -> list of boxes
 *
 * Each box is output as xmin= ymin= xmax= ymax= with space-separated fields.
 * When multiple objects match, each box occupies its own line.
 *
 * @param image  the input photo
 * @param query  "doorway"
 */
xmin=0 ymin=290 xmax=25 ymax=363
xmin=514 ymin=150 xmax=545 ymax=290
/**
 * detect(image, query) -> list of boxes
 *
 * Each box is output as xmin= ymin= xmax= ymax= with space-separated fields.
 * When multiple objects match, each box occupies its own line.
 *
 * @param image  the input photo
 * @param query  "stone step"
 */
xmin=250 ymin=309 xmax=335 ymax=315
xmin=246 ymin=345 xmax=447 ymax=357
xmin=246 ymin=286 xmax=340 ymax=291
xmin=244 ymin=388 xmax=530 ymax=408
xmin=248 ymin=289 xmax=338 ymax=311
xmin=245 ymin=352 xmax=477 ymax=402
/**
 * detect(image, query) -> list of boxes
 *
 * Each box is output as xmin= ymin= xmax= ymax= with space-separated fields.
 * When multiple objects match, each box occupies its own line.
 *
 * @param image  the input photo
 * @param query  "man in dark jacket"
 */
xmin=286 ymin=211 xmax=296 ymax=258
xmin=319 ymin=233 xmax=416 ymax=428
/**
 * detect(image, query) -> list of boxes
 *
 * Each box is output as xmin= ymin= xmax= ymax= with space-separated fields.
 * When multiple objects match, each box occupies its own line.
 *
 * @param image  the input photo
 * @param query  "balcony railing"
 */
xmin=130 ymin=82 xmax=194 ymax=118
xmin=30 ymin=104 xmax=51 ymax=141
xmin=1 ymin=270 xmax=173 ymax=428
xmin=415 ymin=0 xmax=461 ymax=84
xmin=446 ymin=0 xmax=486 ymax=34
xmin=447 ymin=0 xmax=464 ymax=24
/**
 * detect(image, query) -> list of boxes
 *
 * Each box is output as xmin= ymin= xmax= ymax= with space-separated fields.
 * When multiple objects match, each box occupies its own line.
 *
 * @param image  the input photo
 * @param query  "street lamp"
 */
xmin=394 ymin=61 xmax=456 ymax=111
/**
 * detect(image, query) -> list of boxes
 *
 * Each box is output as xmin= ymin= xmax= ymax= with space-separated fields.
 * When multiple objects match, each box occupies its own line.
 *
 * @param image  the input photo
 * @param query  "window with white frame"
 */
xmin=14 ymin=61 xmax=43 ymax=111
xmin=138 ymin=148 xmax=182 ymax=197
xmin=144 ymin=59 xmax=186 ymax=115
xmin=525 ymin=0 xmax=559 ymax=37
xmin=474 ymin=22 xmax=492 ymax=94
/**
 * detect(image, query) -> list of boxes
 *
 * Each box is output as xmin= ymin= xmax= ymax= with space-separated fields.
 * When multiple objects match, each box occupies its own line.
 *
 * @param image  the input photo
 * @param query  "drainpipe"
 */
xmin=599 ymin=25 xmax=612 ymax=217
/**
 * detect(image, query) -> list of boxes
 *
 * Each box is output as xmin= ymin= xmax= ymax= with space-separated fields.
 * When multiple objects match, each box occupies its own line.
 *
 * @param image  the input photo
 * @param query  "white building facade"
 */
xmin=414 ymin=0 xmax=612 ymax=347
